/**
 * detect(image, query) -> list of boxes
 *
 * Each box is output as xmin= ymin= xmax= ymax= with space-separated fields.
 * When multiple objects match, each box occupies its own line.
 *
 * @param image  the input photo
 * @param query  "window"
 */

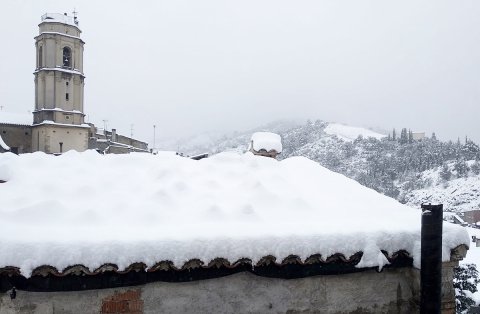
xmin=66 ymin=82 xmax=69 ymax=86
xmin=66 ymin=93 xmax=69 ymax=101
xmin=38 ymin=46 xmax=43 ymax=68
xmin=63 ymin=47 xmax=72 ymax=68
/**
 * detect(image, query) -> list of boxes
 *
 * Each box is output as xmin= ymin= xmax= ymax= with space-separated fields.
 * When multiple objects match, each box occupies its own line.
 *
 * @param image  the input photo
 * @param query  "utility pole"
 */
xmin=102 ymin=120 xmax=108 ymax=137
xmin=153 ymin=125 xmax=156 ymax=151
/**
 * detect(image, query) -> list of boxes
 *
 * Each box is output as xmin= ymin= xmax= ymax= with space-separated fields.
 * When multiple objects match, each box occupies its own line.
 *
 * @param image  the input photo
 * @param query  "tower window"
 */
xmin=66 ymin=82 xmax=69 ymax=86
xmin=38 ymin=46 xmax=43 ymax=68
xmin=66 ymin=93 xmax=69 ymax=101
xmin=63 ymin=47 xmax=72 ymax=68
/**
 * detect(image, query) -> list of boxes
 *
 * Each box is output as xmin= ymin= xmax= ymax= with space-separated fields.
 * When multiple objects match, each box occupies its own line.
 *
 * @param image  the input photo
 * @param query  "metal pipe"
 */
xmin=420 ymin=203 xmax=443 ymax=314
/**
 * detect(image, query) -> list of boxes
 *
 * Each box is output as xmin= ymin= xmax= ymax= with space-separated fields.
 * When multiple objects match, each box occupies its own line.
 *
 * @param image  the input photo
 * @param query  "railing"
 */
xmin=41 ymin=13 xmax=78 ymax=26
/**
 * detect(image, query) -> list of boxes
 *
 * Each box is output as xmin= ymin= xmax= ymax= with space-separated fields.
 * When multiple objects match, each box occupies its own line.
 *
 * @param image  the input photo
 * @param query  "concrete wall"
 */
xmin=0 ymin=268 xmax=422 ymax=314
xmin=0 ymin=125 xmax=32 ymax=154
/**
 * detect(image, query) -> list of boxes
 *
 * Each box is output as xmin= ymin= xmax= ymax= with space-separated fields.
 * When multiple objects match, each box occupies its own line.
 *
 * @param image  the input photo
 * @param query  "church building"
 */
xmin=0 ymin=13 xmax=148 ymax=154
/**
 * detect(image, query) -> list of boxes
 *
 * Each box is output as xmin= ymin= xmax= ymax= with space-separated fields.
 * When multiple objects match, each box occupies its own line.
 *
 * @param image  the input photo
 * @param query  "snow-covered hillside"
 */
xmin=403 ymin=162 xmax=480 ymax=213
xmin=156 ymin=120 xmax=384 ymax=156
xmin=324 ymin=123 xmax=386 ymax=142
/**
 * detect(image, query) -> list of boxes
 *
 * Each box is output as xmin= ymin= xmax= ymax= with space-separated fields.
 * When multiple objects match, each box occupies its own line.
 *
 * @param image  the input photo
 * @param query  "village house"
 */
xmin=0 ymin=146 xmax=470 ymax=313
xmin=463 ymin=209 xmax=480 ymax=226
xmin=0 ymin=13 xmax=147 ymax=155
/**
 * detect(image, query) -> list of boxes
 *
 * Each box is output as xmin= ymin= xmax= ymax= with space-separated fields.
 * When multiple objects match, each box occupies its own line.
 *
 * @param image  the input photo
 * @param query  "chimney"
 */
xmin=420 ymin=204 xmax=443 ymax=314
xmin=249 ymin=132 xmax=282 ymax=159
xmin=111 ymin=129 xmax=117 ymax=142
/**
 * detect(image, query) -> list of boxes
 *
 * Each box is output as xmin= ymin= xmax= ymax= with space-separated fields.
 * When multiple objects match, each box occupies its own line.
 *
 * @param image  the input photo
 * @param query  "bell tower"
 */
xmin=32 ymin=12 xmax=88 ymax=153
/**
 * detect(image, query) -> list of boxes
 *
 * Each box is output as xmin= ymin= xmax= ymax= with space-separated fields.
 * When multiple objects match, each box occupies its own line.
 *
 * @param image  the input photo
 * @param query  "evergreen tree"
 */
xmin=399 ymin=128 xmax=408 ymax=144
xmin=454 ymin=263 xmax=480 ymax=313
xmin=431 ymin=132 xmax=437 ymax=141
xmin=454 ymin=159 xmax=469 ymax=178
xmin=471 ymin=160 xmax=480 ymax=175
xmin=440 ymin=164 xmax=452 ymax=181
xmin=392 ymin=128 xmax=397 ymax=141
xmin=408 ymin=129 xmax=413 ymax=144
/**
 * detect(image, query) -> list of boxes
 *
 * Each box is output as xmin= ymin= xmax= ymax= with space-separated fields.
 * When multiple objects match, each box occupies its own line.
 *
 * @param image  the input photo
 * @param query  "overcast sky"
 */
xmin=1 ymin=0 xmax=479 ymax=145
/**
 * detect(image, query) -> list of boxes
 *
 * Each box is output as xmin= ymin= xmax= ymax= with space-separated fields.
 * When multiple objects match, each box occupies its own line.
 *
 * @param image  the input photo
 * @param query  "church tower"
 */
xmin=32 ymin=13 xmax=88 ymax=153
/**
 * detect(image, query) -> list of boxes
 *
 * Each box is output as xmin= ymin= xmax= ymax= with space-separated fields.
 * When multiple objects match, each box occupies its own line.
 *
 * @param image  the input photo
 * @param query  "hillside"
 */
xmin=402 ymin=162 xmax=480 ymax=212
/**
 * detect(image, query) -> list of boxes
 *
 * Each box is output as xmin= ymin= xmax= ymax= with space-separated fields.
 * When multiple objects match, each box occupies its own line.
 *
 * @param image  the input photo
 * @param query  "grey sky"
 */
xmin=1 ymin=0 xmax=479 ymax=145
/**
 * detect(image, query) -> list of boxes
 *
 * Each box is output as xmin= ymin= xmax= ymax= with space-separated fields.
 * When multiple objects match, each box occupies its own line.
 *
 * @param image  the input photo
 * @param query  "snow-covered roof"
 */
xmin=324 ymin=123 xmax=386 ymax=142
xmin=250 ymin=132 xmax=282 ymax=152
xmin=0 ymin=151 xmax=469 ymax=277
xmin=0 ymin=112 xmax=32 ymax=126
xmin=0 ymin=134 xmax=10 ymax=151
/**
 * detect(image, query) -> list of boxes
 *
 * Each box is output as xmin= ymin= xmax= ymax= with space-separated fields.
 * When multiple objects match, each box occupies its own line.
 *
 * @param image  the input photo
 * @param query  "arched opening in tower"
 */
xmin=63 ymin=47 xmax=71 ymax=68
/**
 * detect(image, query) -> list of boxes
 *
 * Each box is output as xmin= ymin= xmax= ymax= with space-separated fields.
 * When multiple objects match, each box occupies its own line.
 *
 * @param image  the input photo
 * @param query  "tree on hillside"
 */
xmin=440 ymin=164 xmax=452 ymax=181
xmin=399 ymin=128 xmax=408 ymax=144
xmin=431 ymin=132 xmax=437 ymax=141
xmin=471 ymin=160 xmax=480 ymax=175
xmin=454 ymin=159 xmax=469 ymax=178
xmin=392 ymin=128 xmax=397 ymax=141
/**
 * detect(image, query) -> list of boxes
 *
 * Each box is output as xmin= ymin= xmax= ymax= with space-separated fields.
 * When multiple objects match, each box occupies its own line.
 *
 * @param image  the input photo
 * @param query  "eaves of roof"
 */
xmin=0 ymin=249 xmax=418 ymax=293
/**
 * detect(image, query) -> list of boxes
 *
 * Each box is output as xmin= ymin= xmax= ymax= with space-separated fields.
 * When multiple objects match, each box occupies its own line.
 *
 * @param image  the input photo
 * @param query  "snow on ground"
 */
xmin=250 ymin=132 xmax=282 ymax=152
xmin=462 ymin=226 xmax=480 ymax=305
xmin=324 ymin=123 xmax=386 ymax=142
xmin=0 ymin=151 xmax=468 ymax=277
xmin=404 ymin=165 xmax=480 ymax=213
xmin=0 ymin=112 xmax=32 ymax=126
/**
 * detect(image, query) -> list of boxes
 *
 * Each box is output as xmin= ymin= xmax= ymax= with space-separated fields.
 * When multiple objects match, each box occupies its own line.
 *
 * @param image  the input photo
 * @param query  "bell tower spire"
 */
xmin=32 ymin=13 xmax=89 ymax=153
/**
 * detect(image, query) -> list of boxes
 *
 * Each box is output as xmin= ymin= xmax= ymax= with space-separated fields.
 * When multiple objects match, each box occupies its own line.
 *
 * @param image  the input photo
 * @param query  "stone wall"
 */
xmin=1 ymin=268 xmax=421 ymax=314
xmin=0 ymin=125 xmax=32 ymax=154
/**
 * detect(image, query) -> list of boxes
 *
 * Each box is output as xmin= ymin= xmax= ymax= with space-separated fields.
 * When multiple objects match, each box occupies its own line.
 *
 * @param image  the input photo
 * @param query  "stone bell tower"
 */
xmin=32 ymin=12 xmax=88 ymax=154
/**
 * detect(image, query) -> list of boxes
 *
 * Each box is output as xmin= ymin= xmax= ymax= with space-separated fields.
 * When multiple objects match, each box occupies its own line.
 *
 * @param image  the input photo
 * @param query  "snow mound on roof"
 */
xmin=0 ymin=112 xmax=32 ymax=126
xmin=324 ymin=123 xmax=386 ymax=141
xmin=250 ymin=132 xmax=282 ymax=152
xmin=0 ymin=151 xmax=468 ymax=276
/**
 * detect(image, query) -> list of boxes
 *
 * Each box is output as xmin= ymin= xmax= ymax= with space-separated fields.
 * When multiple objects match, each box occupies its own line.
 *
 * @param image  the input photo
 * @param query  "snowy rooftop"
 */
xmin=0 ymin=151 xmax=469 ymax=277
xmin=250 ymin=132 xmax=282 ymax=153
xmin=324 ymin=123 xmax=386 ymax=142
xmin=0 ymin=112 xmax=32 ymax=126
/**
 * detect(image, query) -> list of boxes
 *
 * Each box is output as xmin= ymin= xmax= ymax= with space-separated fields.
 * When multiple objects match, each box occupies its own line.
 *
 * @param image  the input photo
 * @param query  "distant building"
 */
xmin=0 ymin=13 xmax=147 ymax=154
xmin=411 ymin=132 xmax=425 ymax=141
